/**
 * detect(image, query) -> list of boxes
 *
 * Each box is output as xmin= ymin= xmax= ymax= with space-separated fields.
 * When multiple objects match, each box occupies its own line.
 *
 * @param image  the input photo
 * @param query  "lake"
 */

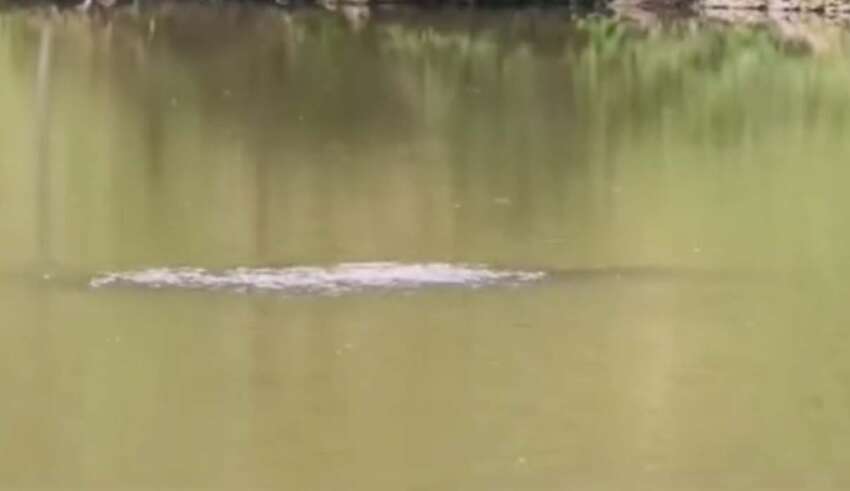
xmin=1 ymin=4 xmax=850 ymax=489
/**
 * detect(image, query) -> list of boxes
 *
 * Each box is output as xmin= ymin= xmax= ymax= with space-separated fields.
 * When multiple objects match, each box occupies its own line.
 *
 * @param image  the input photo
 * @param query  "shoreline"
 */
xmin=3 ymin=0 xmax=849 ymax=55
xmin=3 ymin=0 xmax=850 ymax=19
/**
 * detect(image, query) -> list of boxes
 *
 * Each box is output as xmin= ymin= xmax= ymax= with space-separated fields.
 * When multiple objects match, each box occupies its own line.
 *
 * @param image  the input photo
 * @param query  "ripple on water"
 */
xmin=89 ymin=262 xmax=547 ymax=296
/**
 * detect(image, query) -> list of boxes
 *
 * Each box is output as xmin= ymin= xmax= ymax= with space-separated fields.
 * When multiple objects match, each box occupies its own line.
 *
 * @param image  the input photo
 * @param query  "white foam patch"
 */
xmin=90 ymin=262 xmax=546 ymax=295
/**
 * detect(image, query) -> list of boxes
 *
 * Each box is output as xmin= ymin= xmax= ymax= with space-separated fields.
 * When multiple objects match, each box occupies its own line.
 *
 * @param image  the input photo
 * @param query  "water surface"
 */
xmin=1 ymin=5 xmax=850 ymax=490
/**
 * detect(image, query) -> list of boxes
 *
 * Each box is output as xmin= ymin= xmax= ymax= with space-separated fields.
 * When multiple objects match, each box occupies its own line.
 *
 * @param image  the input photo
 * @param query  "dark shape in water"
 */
xmin=87 ymin=262 xmax=747 ymax=296
xmin=89 ymin=262 xmax=548 ymax=295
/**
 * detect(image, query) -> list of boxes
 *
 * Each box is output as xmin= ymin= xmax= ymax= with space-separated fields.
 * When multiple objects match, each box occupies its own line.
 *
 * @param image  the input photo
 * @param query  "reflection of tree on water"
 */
xmin=4 ymin=6 xmax=850 ymax=273
xmin=34 ymin=22 xmax=53 ymax=270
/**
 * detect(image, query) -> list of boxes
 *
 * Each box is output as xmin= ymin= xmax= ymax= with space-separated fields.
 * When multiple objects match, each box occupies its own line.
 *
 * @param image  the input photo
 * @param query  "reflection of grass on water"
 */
xmin=2 ymin=8 xmax=850 ymax=273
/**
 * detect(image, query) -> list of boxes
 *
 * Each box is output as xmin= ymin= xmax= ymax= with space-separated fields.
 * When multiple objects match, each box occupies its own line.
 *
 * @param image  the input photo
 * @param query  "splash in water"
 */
xmin=89 ymin=262 xmax=546 ymax=296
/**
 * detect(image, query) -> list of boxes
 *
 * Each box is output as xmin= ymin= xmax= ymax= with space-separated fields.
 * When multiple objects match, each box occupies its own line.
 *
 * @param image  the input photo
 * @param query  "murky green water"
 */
xmin=2 ymin=5 xmax=850 ymax=489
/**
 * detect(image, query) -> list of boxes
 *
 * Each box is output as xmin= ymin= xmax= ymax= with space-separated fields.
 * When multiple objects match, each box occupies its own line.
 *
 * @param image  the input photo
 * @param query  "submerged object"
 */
xmin=89 ymin=262 xmax=547 ymax=296
xmin=87 ymin=262 xmax=749 ymax=297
